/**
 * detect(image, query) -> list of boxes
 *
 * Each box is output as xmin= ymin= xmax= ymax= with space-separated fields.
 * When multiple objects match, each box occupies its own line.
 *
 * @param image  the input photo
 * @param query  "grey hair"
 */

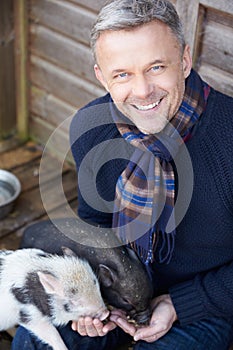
xmin=90 ymin=0 xmax=185 ymax=61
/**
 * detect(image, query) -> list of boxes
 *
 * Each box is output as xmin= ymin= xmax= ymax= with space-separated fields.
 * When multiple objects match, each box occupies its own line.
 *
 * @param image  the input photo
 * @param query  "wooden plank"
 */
xmin=39 ymin=174 xmax=78 ymax=219
xmin=72 ymin=0 xmax=176 ymax=13
xmin=74 ymin=0 xmax=176 ymax=13
xmin=29 ymin=115 xmax=74 ymax=164
xmin=0 ymin=0 xmax=16 ymax=139
xmin=44 ymin=196 xmax=76 ymax=218
xmin=30 ymin=0 xmax=96 ymax=46
xmin=175 ymin=0 xmax=200 ymax=54
xmin=0 ymin=229 xmax=23 ymax=250
xmin=198 ymin=64 xmax=233 ymax=97
xmin=0 ymin=140 xmax=77 ymax=249
xmin=0 ymin=198 xmax=78 ymax=250
xmin=0 ymin=142 xmax=42 ymax=170
xmin=30 ymin=56 xmax=104 ymax=107
xmin=201 ymin=21 xmax=233 ymax=75
xmin=69 ymin=0 xmax=107 ymax=13
xmin=0 ymin=138 xmax=24 ymax=154
xmin=192 ymin=5 xmax=205 ymax=68
xmin=30 ymin=24 xmax=96 ymax=84
xmin=0 ymin=170 xmax=77 ymax=237
xmin=200 ymin=0 xmax=233 ymax=15
xmin=14 ymin=0 xmax=29 ymax=140
xmin=206 ymin=6 xmax=233 ymax=27
xmin=13 ymin=153 xmax=71 ymax=192
xmin=31 ymin=86 xmax=76 ymax=130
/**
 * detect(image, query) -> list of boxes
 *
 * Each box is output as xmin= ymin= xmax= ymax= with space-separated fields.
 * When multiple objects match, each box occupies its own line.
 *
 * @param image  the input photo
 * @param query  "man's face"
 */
xmin=94 ymin=20 xmax=192 ymax=134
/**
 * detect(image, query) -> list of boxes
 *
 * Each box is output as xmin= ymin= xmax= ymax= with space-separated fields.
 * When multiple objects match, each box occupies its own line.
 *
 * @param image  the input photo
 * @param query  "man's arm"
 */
xmin=170 ymin=260 xmax=233 ymax=325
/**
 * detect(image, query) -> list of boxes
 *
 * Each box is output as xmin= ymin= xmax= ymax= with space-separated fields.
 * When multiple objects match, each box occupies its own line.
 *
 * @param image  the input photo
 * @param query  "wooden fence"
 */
xmin=0 ymin=0 xmax=232 ymax=158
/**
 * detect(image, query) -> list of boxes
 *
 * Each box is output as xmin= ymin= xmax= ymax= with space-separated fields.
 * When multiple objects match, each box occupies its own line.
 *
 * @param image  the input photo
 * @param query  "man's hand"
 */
xmin=71 ymin=316 xmax=117 ymax=337
xmin=71 ymin=294 xmax=177 ymax=342
xmin=134 ymin=294 xmax=177 ymax=342
xmin=110 ymin=309 xmax=137 ymax=337
xmin=110 ymin=294 xmax=177 ymax=343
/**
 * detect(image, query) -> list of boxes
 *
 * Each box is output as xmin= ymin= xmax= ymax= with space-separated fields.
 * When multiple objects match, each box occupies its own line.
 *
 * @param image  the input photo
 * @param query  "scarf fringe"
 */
xmin=158 ymin=230 xmax=175 ymax=264
xmin=129 ymin=229 xmax=175 ymax=265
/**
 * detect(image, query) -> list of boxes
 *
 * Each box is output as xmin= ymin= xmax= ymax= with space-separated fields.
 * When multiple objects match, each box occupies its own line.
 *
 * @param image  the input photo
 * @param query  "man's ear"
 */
xmin=94 ymin=64 xmax=109 ymax=92
xmin=182 ymin=45 xmax=192 ymax=78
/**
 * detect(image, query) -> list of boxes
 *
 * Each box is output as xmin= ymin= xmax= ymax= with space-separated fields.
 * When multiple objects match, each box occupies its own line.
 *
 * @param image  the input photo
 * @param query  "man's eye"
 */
xmin=151 ymin=65 xmax=161 ymax=72
xmin=150 ymin=65 xmax=166 ymax=74
xmin=118 ymin=72 xmax=128 ymax=78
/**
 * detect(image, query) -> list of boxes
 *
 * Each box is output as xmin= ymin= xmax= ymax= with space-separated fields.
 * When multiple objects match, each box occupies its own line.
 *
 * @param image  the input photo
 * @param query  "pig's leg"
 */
xmin=22 ymin=319 xmax=68 ymax=350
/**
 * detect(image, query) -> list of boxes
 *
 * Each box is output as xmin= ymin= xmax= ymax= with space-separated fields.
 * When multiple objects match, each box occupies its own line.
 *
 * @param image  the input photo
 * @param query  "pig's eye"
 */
xmin=64 ymin=303 xmax=72 ymax=312
xmin=122 ymin=297 xmax=131 ymax=304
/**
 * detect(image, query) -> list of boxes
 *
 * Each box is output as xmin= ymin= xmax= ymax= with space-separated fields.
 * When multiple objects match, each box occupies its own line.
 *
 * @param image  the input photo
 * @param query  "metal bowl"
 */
xmin=0 ymin=169 xmax=21 ymax=219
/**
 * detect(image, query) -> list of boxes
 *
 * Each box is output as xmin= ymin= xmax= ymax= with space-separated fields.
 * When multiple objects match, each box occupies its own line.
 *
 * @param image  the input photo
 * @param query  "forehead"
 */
xmin=95 ymin=20 xmax=181 ymax=69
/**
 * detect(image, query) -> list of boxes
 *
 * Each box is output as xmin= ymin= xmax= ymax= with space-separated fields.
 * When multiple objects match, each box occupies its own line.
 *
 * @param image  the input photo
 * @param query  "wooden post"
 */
xmin=14 ymin=0 xmax=29 ymax=140
xmin=0 ymin=0 xmax=16 ymax=140
xmin=175 ymin=0 xmax=200 ymax=56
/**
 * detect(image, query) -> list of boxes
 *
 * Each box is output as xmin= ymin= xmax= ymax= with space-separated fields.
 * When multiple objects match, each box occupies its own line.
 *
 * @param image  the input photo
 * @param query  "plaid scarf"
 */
xmin=111 ymin=70 xmax=210 ymax=264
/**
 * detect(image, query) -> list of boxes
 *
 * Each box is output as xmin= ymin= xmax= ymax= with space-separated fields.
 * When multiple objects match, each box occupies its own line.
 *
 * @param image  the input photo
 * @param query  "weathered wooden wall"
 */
xmin=27 ymin=0 xmax=233 ymax=159
xmin=176 ymin=0 xmax=233 ymax=97
xmin=28 ymin=0 xmax=105 ymax=158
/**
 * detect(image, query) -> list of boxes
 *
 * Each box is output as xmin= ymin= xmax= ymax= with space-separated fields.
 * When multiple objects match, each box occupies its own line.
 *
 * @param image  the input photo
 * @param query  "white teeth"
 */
xmin=135 ymin=100 xmax=161 ymax=111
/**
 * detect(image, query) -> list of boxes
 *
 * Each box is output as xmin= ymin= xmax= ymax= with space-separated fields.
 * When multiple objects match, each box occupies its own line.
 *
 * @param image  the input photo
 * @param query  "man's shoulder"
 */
xmin=70 ymin=93 xmax=113 ymax=133
xmin=207 ymin=88 xmax=233 ymax=113
xmin=80 ymin=93 xmax=111 ymax=110
xmin=202 ymin=88 xmax=233 ymax=156
xmin=70 ymin=93 xmax=120 ymax=150
xmin=204 ymin=88 xmax=233 ymax=128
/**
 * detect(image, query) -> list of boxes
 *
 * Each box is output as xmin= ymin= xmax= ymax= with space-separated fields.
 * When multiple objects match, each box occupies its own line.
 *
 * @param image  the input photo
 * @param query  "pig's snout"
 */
xmin=129 ymin=307 xmax=151 ymax=325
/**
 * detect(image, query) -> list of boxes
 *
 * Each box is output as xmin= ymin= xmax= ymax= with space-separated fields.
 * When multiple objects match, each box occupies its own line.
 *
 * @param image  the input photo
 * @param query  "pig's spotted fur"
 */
xmin=19 ymin=310 xmax=31 ymax=324
xmin=11 ymin=272 xmax=53 ymax=317
xmin=0 ymin=248 xmax=108 ymax=350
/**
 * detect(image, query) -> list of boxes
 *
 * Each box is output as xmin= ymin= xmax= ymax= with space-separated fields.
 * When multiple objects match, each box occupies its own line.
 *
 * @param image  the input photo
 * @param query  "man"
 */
xmin=12 ymin=0 xmax=233 ymax=349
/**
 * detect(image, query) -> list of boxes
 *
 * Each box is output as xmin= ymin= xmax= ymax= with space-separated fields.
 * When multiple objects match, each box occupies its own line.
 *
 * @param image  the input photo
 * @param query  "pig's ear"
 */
xmin=98 ymin=264 xmax=116 ymax=287
xmin=125 ymin=246 xmax=139 ymax=261
xmin=37 ymin=271 xmax=64 ymax=297
xmin=61 ymin=246 xmax=77 ymax=257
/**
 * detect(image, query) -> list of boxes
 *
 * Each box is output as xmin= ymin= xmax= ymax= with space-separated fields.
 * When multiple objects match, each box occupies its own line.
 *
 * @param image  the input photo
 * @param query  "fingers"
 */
xmin=71 ymin=317 xmax=116 ymax=337
xmin=110 ymin=313 xmax=136 ymax=337
xmin=134 ymin=320 xmax=169 ymax=342
xmin=133 ymin=294 xmax=177 ymax=343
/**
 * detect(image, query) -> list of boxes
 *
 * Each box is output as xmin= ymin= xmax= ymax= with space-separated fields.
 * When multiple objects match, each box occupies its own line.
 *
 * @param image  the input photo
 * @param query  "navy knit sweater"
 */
xmin=70 ymin=88 xmax=233 ymax=326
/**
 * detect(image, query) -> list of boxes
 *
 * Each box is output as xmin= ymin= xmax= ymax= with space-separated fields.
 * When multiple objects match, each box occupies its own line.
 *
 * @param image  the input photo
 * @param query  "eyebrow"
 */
xmin=147 ymin=59 xmax=166 ymax=66
xmin=111 ymin=59 xmax=167 ymax=75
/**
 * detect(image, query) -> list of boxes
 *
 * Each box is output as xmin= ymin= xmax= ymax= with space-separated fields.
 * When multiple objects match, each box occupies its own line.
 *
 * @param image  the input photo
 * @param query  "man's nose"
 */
xmin=131 ymin=75 xmax=153 ymax=99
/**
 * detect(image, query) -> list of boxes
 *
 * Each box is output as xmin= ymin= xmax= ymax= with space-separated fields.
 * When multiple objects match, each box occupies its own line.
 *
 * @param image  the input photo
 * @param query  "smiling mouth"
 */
xmin=133 ymin=99 xmax=162 ymax=111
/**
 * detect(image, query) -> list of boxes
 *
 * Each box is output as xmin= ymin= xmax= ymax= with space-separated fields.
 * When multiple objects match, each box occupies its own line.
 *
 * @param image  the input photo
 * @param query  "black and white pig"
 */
xmin=0 ymin=248 xmax=109 ymax=350
xmin=21 ymin=218 xmax=154 ymax=325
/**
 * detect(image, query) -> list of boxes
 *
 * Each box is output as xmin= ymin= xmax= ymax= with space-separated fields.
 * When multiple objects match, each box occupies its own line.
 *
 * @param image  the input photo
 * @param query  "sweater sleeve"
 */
xmin=69 ymin=94 xmax=131 ymax=227
xmin=170 ymin=90 xmax=233 ymax=325
xmin=70 ymin=108 xmax=114 ymax=227
xmin=170 ymin=259 xmax=233 ymax=325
